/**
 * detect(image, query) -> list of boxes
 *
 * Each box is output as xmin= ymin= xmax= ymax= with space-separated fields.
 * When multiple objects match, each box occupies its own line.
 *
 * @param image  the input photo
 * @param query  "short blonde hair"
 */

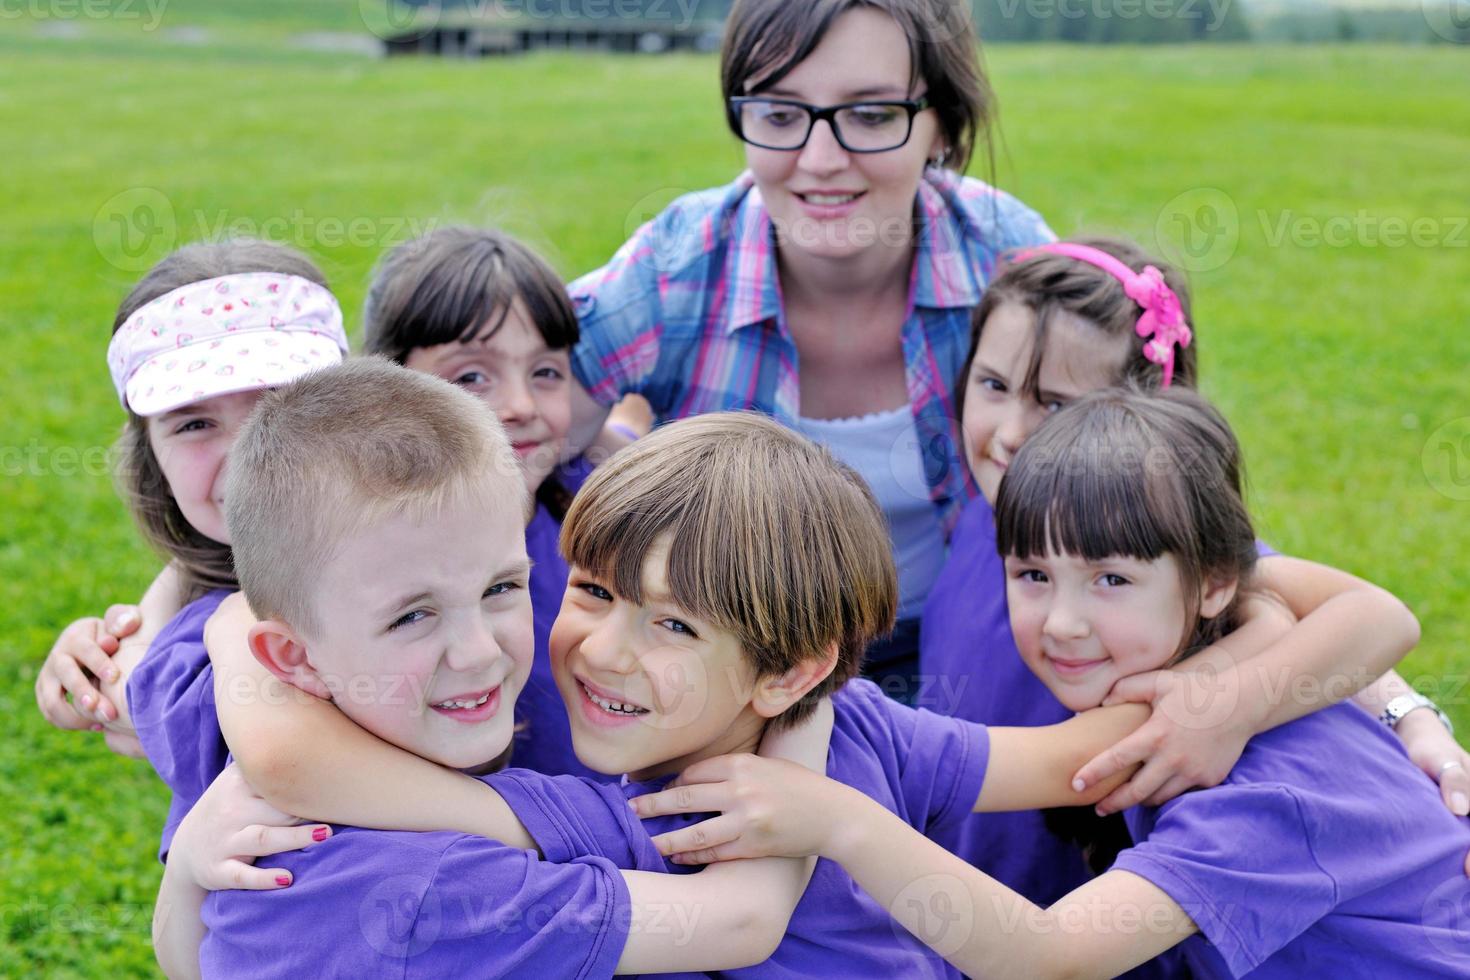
xmin=560 ymin=412 xmax=897 ymax=728
xmin=225 ymin=357 xmax=526 ymax=636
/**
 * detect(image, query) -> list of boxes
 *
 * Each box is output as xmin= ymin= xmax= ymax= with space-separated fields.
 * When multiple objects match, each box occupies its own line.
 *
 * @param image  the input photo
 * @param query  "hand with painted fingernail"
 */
xmin=170 ymin=763 xmax=331 ymax=893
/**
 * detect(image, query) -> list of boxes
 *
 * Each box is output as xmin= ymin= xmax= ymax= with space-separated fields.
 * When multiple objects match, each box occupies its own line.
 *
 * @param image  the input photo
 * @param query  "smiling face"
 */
xmin=549 ymin=540 xmax=774 ymax=782
xmin=743 ymin=7 xmax=941 ymax=265
xmin=405 ymin=301 xmax=572 ymax=498
xmin=961 ymin=302 xmax=1132 ymax=504
xmin=145 ymin=389 xmax=266 ymax=545
xmin=299 ymin=490 xmax=534 ymax=772
xmin=1004 ymin=550 xmax=1198 ymax=713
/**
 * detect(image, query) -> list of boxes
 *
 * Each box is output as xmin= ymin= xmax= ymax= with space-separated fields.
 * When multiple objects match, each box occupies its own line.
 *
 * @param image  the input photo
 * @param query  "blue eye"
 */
xmin=454 ymin=371 xmax=488 ymax=388
xmin=660 ymin=618 xmax=697 ymax=638
xmin=978 ymin=377 xmax=1005 ymax=394
xmin=578 ymin=582 xmax=613 ymax=602
xmin=484 ymin=582 xmax=520 ymax=598
xmin=388 ymin=609 xmax=428 ymax=632
xmin=1015 ymin=568 xmax=1047 ymax=583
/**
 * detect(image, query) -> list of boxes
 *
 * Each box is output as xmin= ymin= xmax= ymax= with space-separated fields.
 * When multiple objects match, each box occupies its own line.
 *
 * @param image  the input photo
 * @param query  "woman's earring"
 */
xmin=929 ymin=147 xmax=951 ymax=168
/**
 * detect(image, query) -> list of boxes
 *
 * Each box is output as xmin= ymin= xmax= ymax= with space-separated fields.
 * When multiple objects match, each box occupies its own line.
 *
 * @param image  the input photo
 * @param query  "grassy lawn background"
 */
xmin=3 ymin=11 xmax=1467 ymax=973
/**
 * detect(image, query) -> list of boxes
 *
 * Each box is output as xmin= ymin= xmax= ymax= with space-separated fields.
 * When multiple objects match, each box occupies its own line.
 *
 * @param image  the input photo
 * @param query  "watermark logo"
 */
xmin=93 ymin=187 xmax=178 ymax=273
xmin=1422 ymin=0 xmax=1470 ymax=42
xmin=890 ymin=874 xmax=974 ymax=956
xmin=1421 ymin=876 xmax=1470 ymax=959
xmin=2 ymin=0 xmax=169 ymax=31
xmin=992 ymin=0 xmax=1234 ymax=32
xmin=358 ymin=0 xmax=441 ymax=42
xmin=359 ymin=874 xmax=441 ymax=958
xmin=92 ymin=188 xmax=441 ymax=271
xmin=1154 ymin=187 xmax=1239 ymax=273
xmin=1258 ymin=210 xmax=1467 ymax=250
xmin=1423 ymin=417 xmax=1470 ymax=502
xmin=623 ymin=187 xmax=694 ymax=274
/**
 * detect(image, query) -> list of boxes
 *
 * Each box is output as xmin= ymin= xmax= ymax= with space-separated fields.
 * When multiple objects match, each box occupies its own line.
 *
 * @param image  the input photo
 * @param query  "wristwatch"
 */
xmin=1380 ymin=692 xmax=1454 ymax=736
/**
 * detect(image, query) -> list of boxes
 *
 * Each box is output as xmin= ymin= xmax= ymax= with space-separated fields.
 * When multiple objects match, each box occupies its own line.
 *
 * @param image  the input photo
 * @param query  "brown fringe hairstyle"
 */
xmin=111 ymin=239 xmax=331 ymax=604
xmin=995 ymin=386 xmax=1259 ymax=875
xmin=559 ymin=411 xmax=898 ymax=729
xmin=362 ymin=225 xmax=581 ymax=518
xmin=721 ymin=0 xmax=993 ymax=175
xmin=956 ymin=236 xmax=1198 ymax=425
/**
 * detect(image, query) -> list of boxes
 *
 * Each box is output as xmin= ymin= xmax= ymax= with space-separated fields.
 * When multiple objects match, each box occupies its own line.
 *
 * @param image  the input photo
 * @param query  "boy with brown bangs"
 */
xmin=197 ymin=409 xmax=1148 ymax=978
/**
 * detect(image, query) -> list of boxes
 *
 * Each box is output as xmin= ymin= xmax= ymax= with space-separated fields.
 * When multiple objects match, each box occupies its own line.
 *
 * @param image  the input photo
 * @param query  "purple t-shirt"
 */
xmin=200 ymin=768 xmax=641 ymax=978
xmin=126 ymin=589 xmax=232 ymax=861
xmin=1114 ymin=702 xmax=1470 ymax=978
xmin=917 ymin=497 xmax=1089 ymax=907
xmin=619 ymin=678 xmax=990 ymax=979
xmin=513 ymin=497 xmax=601 ymax=780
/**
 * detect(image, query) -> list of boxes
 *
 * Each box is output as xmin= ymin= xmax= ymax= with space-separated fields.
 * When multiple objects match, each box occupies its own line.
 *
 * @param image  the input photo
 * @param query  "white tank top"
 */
xmin=795 ymin=406 xmax=947 ymax=620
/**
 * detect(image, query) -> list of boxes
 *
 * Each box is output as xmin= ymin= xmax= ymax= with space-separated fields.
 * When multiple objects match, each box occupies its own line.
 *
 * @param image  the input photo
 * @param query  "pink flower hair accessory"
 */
xmin=107 ymin=272 xmax=348 ymax=416
xmin=1011 ymin=243 xmax=1193 ymax=387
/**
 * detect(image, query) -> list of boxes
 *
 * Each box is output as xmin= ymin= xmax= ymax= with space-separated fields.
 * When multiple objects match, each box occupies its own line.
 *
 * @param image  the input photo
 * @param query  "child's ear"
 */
xmin=1199 ymin=574 xmax=1239 ymax=621
xmin=247 ymin=620 xmax=333 ymax=700
xmin=750 ymin=642 xmax=840 ymax=721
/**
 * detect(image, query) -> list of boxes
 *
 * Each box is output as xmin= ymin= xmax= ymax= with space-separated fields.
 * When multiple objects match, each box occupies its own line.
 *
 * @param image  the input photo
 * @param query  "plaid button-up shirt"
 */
xmin=569 ymin=169 xmax=1053 ymax=535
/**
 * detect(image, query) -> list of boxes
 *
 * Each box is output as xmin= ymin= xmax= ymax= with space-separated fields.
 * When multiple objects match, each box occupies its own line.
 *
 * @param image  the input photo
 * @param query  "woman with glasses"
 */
xmin=566 ymin=0 xmax=1053 ymax=696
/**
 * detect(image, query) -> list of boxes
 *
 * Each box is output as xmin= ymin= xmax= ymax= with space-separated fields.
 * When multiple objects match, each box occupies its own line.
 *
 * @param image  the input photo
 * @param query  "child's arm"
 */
xmin=35 ymin=563 xmax=181 ymax=738
xmin=613 ymin=700 xmax=830 ymax=974
xmin=152 ymin=764 xmax=332 ymax=979
xmin=1075 ymin=556 xmax=1420 ymax=813
xmin=636 ymin=755 xmax=1191 ymax=978
xmin=1350 ymin=669 xmax=1470 ymax=820
xmin=629 ymin=703 xmax=1148 ymax=863
xmin=203 ymin=594 xmax=536 ymax=850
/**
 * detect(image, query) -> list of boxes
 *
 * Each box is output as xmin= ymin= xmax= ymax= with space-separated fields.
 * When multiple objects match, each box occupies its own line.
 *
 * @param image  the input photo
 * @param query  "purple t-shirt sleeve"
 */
xmin=125 ymin=589 xmax=232 ymax=860
xmin=490 ymin=769 xmax=665 ymax=871
xmin=842 ymin=679 xmax=990 ymax=834
xmin=1113 ymin=786 xmax=1335 ymax=977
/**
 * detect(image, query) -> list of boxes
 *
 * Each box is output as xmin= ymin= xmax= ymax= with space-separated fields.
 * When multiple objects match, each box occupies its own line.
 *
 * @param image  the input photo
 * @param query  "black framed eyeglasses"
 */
xmin=727 ymin=96 xmax=932 ymax=153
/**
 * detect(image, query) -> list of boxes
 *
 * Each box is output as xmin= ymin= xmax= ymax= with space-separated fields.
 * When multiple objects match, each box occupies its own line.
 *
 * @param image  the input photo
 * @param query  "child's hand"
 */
xmin=629 ymin=754 xmax=852 ymax=865
xmin=34 ymin=605 xmax=141 ymax=730
xmin=1070 ymin=663 xmax=1255 ymax=815
xmin=171 ymin=764 xmax=331 ymax=892
xmin=1395 ymin=709 xmax=1470 ymax=874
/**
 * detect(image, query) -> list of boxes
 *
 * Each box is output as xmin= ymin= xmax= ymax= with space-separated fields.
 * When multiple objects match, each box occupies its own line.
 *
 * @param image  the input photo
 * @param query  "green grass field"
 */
xmin=3 ymin=9 xmax=1468 ymax=973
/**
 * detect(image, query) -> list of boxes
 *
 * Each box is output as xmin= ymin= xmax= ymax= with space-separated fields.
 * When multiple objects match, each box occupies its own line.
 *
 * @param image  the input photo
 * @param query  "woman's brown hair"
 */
xmin=721 ymin=0 xmax=992 ymax=174
xmin=111 ymin=239 xmax=330 ymax=604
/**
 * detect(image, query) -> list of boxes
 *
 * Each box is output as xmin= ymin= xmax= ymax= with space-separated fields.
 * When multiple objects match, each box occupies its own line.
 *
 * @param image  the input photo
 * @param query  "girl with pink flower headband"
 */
xmin=34 ymin=240 xmax=348 ymax=860
xmin=914 ymin=235 xmax=1470 ymax=945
